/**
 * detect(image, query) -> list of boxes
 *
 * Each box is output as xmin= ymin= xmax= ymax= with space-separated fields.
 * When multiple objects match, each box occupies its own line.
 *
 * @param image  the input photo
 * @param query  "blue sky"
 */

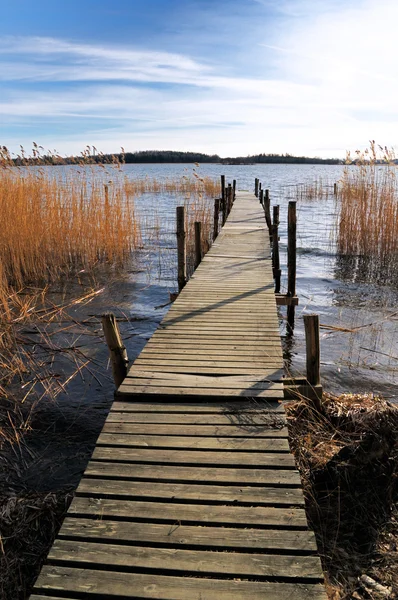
xmin=0 ymin=0 xmax=396 ymax=157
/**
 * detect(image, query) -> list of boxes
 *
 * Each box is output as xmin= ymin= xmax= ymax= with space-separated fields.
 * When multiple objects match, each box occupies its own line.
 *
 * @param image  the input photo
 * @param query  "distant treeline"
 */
xmin=12 ymin=149 xmax=343 ymax=166
xmin=119 ymin=151 xmax=342 ymax=165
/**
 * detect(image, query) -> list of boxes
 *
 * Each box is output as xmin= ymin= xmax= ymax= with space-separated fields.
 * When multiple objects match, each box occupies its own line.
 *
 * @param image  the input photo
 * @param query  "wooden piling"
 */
xmin=222 ymin=189 xmax=228 ymax=226
xmin=255 ymin=178 xmax=259 ymax=197
xmin=303 ymin=314 xmax=321 ymax=387
xmin=232 ymin=179 xmax=236 ymax=201
xmin=264 ymin=189 xmax=272 ymax=232
xmin=334 ymin=182 xmax=337 ymax=195
xmin=287 ymin=201 xmax=297 ymax=330
xmin=176 ymin=206 xmax=186 ymax=292
xmin=221 ymin=175 xmax=226 ymax=217
xmin=213 ymin=198 xmax=220 ymax=241
xmin=194 ymin=221 xmax=202 ymax=270
xmin=102 ymin=312 xmax=128 ymax=388
xmin=259 ymin=189 xmax=264 ymax=205
xmin=228 ymin=183 xmax=232 ymax=215
xmin=272 ymin=205 xmax=281 ymax=294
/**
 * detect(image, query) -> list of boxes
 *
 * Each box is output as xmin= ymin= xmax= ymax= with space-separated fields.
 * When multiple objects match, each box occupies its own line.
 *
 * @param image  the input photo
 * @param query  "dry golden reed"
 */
xmin=337 ymin=142 xmax=398 ymax=278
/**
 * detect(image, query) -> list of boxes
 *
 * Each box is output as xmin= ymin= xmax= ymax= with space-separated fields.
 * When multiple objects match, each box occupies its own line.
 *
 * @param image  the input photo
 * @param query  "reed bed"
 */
xmin=295 ymin=177 xmax=334 ymax=201
xmin=337 ymin=143 xmax=398 ymax=283
xmin=0 ymin=167 xmax=141 ymax=295
xmin=124 ymin=170 xmax=219 ymax=198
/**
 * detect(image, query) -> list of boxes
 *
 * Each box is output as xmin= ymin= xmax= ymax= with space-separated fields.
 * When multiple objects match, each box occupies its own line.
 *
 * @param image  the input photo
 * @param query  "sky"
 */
xmin=0 ymin=0 xmax=397 ymax=158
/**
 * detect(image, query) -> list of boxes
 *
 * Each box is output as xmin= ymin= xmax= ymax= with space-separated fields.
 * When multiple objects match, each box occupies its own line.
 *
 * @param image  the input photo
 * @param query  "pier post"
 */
xmin=304 ymin=314 xmax=321 ymax=387
xmin=334 ymin=182 xmax=338 ymax=195
xmin=102 ymin=312 xmax=129 ymax=387
xmin=194 ymin=221 xmax=202 ymax=270
xmin=259 ymin=189 xmax=264 ymax=205
xmin=264 ymin=189 xmax=272 ymax=232
xmin=213 ymin=198 xmax=220 ymax=241
xmin=221 ymin=175 xmax=226 ymax=221
xmin=287 ymin=201 xmax=297 ymax=331
xmin=227 ymin=183 xmax=232 ymax=215
xmin=272 ymin=205 xmax=281 ymax=294
xmin=176 ymin=206 xmax=186 ymax=292
xmin=255 ymin=178 xmax=259 ymax=197
xmin=232 ymin=179 xmax=236 ymax=201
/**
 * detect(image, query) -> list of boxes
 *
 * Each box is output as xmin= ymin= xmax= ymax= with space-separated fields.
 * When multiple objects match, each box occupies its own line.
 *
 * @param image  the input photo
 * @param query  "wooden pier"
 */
xmin=31 ymin=191 xmax=326 ymax=599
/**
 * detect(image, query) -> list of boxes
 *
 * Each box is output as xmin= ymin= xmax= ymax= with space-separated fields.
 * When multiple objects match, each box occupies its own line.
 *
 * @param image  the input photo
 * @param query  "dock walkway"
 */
xmin=32 ymin=192 xmax=326 ymax=599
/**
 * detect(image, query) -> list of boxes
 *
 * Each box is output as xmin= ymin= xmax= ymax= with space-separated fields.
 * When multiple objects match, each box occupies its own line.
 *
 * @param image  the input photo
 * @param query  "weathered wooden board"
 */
xmin=69 ymin=497 xmax=308 ymax=527
xmin=75 ymin=479 xmax=303 ymax=504
xmin=34 ymin=567 xmax=327 ymax=599
xmin=101 ymin=423 xmax=289 ymax=437
xmin=47 ymin=539 xmax=322 ymax=579
xmin=91 ymin=447 xmax=296 ymax=467
xmin=83 ymin=462 xmax=301 ymax=485
xmin=58 ymin=519 xmax=315 ymax=549
xmin=96 ymin=433 xmax=290 ymax=450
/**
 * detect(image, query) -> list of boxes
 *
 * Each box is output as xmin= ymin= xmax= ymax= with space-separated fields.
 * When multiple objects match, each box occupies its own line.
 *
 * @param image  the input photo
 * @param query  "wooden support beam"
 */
xmin=254 ymin=178 xmax=259 ymax=197
xmin=259 ymin=189 xmax=264 ymax=205
xmin=272 ymin=205 xmax=281 ymax=294
xmin=194 ymin=221 xmax=202 ymax=270
xmin=275 ymin=294 xmax=299 ymax=306
xmin=232 ymin=179 xmax=236 ymax=201
xmin=221 ymin=175 xmax=226 ymax=220
xmin=102 ymin=312 xmax=129 ymax=388
xmin=213 ymin=198 xmax=220 ymax=241
xmin=264 ymin=189 xmax=272 ymax=232
xmin=287 ymin=201 xmax=297 ymax=331
xmin=227 ymin=183 xmax=233 ymax=215
xmin=304 ymin=314 xmax=321 ymax=387
xmin=176 ymin=206 xmax=186 ymax=293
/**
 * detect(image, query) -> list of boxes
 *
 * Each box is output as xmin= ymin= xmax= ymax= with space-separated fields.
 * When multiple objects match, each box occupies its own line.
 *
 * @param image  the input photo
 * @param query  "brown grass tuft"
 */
xmin=287 ymin=393 xmax=398 ymax=598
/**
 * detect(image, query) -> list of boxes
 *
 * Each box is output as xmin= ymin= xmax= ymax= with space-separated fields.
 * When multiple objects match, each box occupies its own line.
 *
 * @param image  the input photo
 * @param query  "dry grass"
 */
xmin=124 ymin=168 xmax=219 ymax=198
xmin=287 ymin=393 xmax=398 ymax=599
xmin=295 ymin=177 xmax=335 ymax=201
xmin=337 ymin=142 xmax=398 ymax=283
xmin=0 ymin=490 xmax=73 ymax=599
xmin=0 ymin=164 xmax=141 ymax=295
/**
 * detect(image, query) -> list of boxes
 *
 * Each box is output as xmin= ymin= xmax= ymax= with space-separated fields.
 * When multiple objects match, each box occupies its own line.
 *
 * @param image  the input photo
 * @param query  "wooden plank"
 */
xmin=69 ymin=498 xmax=307 ymax=527
xmin=91 ymin=448 xmax=296 ymax=467
xmin=58 ymin=518 xmax=315 ymax=550
xmin=105 ymin=413 xmax=286 ymax=425
xmin=34 ymin=566 xmax=328 ymax=599
xmin=101 ymin=423 xmax=289 ymax=437
xmin=140 ymin=348 xmax=283 ymax=357
xmin=96 ymin=433 xmax=290 ymax=450
xmin=83 ymin=462 xmax=301 ymax=485
xmin=47 ymin=539 xmax=323 ymax=579
xmin=76 ymin=479 xmax=303 ymax=504
xmin=111 ymin=404 xmax=284 ymax=415
xmin=122 ymin=371 xmax=284 ymax=385
xmin=133 ymin=358 xmax=282 ymax=367
xmin=117 ymin=387 xmax=284 ymax=399
xmin=123 ymin=366 xmax=283 ymax=375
